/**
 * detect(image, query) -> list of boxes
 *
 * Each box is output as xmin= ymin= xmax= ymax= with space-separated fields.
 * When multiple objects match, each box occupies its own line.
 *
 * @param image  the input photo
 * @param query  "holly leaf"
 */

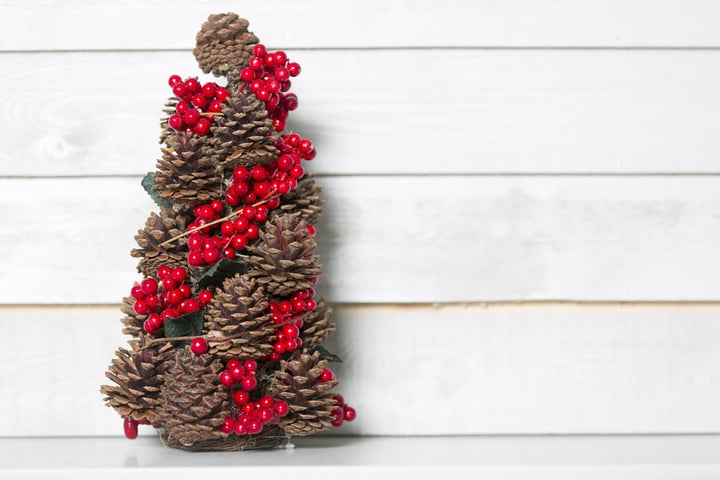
xmin=308 ymin=345 xmax=343 ymax=364
xmin=197 ymin=258 xmax=248 ymax=290
xmin=141 ymin=171 xmax=173 ymax=209
xmin=164 ymin=311 xmax=204 ymax=348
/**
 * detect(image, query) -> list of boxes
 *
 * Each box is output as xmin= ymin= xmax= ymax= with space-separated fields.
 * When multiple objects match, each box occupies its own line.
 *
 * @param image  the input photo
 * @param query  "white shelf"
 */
xmin=1 ymin=435 xmax=719 ymax=479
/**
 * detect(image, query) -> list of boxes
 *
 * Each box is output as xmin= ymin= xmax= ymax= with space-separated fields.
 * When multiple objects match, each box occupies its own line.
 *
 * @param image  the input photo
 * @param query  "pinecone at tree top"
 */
xmin=299 ymin=299 xmax=335 ymax=348
xmin=194 ymin=13 xmax=258 ymax=77
xmin=269 ymin=350 xmax=339 ymax=437
xmin=269 ymin=174 xmax=324 ymax=226
xmin=101 ymin=339 xmax=173 ymax=423
xmin=204 ymin=275 xmax=276 ymax=361
xmin=153 ymin=132 xmax=223 ymax=209
xmin=207 ymin=94 xmax=278 ymax=173
xmin=131 ymin=208 xmax=189 ymax=278
xmin=247 ymin=213 xmax=321 ymax=297
xmin=159 ymin=347 xmax=231 ymax=449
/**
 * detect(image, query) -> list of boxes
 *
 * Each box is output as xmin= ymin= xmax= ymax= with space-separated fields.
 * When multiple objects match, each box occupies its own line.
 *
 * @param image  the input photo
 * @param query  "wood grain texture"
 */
xmin=2 ymin=0 xmax=720 ymax=50
xmin=1 ymin=175 xmax=718 ymax=304
xmin=1 ymin=303 xmax=718 ymax=436
xmin=2 ymin=49 xmax=720 ymax=176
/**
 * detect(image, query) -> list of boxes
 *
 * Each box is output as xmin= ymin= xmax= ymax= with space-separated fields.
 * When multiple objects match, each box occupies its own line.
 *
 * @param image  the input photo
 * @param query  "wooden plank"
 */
xmin=2 ymin=49 xmax=720 ymax=176
xmin=1 ymin=175 xmax=719 ymax=304
xmin=2 ymin=0 xmax=720 ymax=50
xmin=1 ymin=303 xmax=719 ymax=436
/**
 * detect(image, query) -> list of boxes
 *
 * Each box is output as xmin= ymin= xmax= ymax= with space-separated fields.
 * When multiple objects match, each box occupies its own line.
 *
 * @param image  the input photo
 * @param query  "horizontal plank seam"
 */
xmin=3 ymin=301 xmax=720 ymax=309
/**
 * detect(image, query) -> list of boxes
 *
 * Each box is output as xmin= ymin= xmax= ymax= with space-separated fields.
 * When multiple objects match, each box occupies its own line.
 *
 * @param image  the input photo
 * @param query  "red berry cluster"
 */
xmin=167 ymin=75 xmax=230 ymax=135
xmin=130 ymin=265 xmax=214 ymax=334
xmin=218 ymin=358 xmax=290 ymax=435
xmin=240 ymin=44 xmax=301 ymax=132
xmin=331 ymin=394 xmax=356 ymax=427
xmin=264 ymin=288 xmax=317 ymax=362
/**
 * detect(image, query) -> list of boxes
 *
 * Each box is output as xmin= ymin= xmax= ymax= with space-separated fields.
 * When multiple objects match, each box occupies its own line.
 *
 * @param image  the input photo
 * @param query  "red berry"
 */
xmin=208 ymin=99 xmax=223 ymax=112
xmin=284 ymin=338 xmax=298 ymax=352
xmin=179 ymin=284 xmax=192 ymax=298
xmin=273 ymin=51 xmax=287 ymax=66
xmin=183 ymin=108 xmax=200 ymax=126
xmin=191 ymin=93 xmax=207 ymax=109
xmin=140 ymin=278 xmax=158 ymax=296
xmin=234 ymin=421 xmax=248 ymax=435
xmin=161 ymin=276 xmax=176 ymax=291
xmin=190 ymin=337 xmax=208 ymax=355
xmin=123 ymin=417 xmax=139 ymax=439
xmin=306 ymin=225 xmax=316 ymax=235
xmin=172 ymin=82 xmax=187 ymax=97
xmin=287 ymin=62 xmax=301 ymax=77
xmin=180 ymin=298 xmax=200 ymax=314
xmin=187 ymin=233 xmax=204 ymax=251
xmin=220 ymin=416 xmax=235 ymax=434
xmin=242 ymin=206 xmax=256 ymax=219
xmin=201 ymin=82 xmax=217 ymax=98
xmin=168 ymin=114 xmax=184 ymax=130
xmin=230 ymin=365 xmax=245 ymax=381
xmin=199 ymin=289 xmax=214 ymax=305
xmin=196 ymin=205 xmax=215 ymax=221
xmin=233 ymin=390 xmax=250 ymax=405
xmin=279 ymin=301 xmax=293 ymax=314
xmin=277 ymin=154 xmax=294 ymax=171
xmin=231 ymin=234 xmax=247 ymax=250
xmin=331 ymin=408 xmax=344 ymax=427
xmin=241 ymin=375 xmax=257 ymax=392
xmin=233 ymin=216 xmax=249 ymax=232
xmin=284 ymin=93 xmax=298 ymax=111
xmin=130 ymin=285 xmax=145 ymax=300
xmin=215 ymin=87 xmax=230 ymax=102
xmin=157 ymin=265 xmax=172 ymax=279
xmin=188 ymin=251 xmax=204 ymax=266
xmin=273 ymin=342 xmax=286 ymax=354
xmin=240 ymin=68 xmax=255 ymax=82
xmin=283 ymin=324 xmax=299 ymax=339
xmin=334 ymin=394 xmax=345 ymax=406
xmin=185 ymin=77 xmax=200 ymax=93
xmin=145 ymin=294 xmax=160 ymax=312
xmin=255 ymin=205 xmax=268 ymax=222
xmin=275 ymin=66 xmax=290 ymax=82
xmin=292 ymin=299 xmax=305 ymax=312
xmin=210 ymin=200 xmax=224 ymax=213
xmin=202 ymin=247 xmax=220 ymax=264
xmin=289 ymin=165 xmax=304 ymax=179
xmin=253 ymin=44 xmax=267 ymax=57
xmin=241 ymin=402 xmax=256 ymax=414
xmin=168 ymin=74 xmax=182 ymax=87
xmin=243 ymin=359 xmax=257 ymax=372
xmin=143 ymin=318 xmax=157 ymax=334
xmin=171 ymin=267 xmax=187 ymax=283
xmin=257 ymin=407 xmax=274 ymax=423
xmin=319 ymin=368 xmax=335 ymax=382
xmin=233 ymin=166 xmax=250 ymax=182
xmin=305 ymin=298 xmax=317 ymax=311
xmin=134 ymin=299 xmax=148 ymax=315
xmin=253 ymin=181 xmax=270 ymax=197
xmin=248 ymin=419 xmax=263 ymax=435
xmin=194 ymin=117 xmax=211 ymax=135
xmin=259 ymin=395 xmax=275 ymax=409
xmin=147 ymin=313 xmax=163 ymax=331
xmin=166 ymin=288 xmax=183 ymax=306
xmin=219 ymin=370 xmax=234 ymax=387
xmin=303 ymin=148 xmax=316 ymax=160
xmin=343 ymin=406 xmax=357 ymax=422
xmin=221 ymin=221 xmax=235 ymax=236
xmin=273 ymin=400 xmax=289 ymax=416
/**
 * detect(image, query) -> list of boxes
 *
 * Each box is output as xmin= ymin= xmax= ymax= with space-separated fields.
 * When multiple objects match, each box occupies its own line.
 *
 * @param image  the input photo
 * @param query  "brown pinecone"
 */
xmin=269 ymin=174 xmax=324 ymax=225
xmin=247 ymin=213 xmax=321 ymax=297
xmin=204 ymin=275 xmax=275 ymax=360
xmin=269 ymin=350 xmax=339 ymax=436
xmin=194 ymin=13 xmax=258 ymax=77
xmin=299 ymin=299 xmax=335 ymax=348
xmin=207 ymin=94 xmax=278 ymax=173
xmin=101 ymin=339 xmax=173 ymax=423
xmin=119 ymin=294 xmax=145 ymax=337
xmin=131 ymin=208 xmax=189 ymax=277
xmin=153 ymin=132 xmax=224 ymax=209
xmin=159 ymin=347 xmax=231 ymax=448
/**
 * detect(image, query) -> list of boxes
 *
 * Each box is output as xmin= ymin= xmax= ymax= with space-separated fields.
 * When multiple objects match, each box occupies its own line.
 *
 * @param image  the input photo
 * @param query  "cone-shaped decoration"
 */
xmin=204 ymin=275 xmax=275 ymax=360
xmin=131 ymin=208 xmax=189 ymax=277
xmin=247 ymin=213 xmax=321 ymax=297
xmin=159 ymin=348 xmax=231 ymax=449
xmin=101 ymin=339 xmax=173 ymax=423
xmin=208 ymin=94 xmax=278 ymax=173
xmin=194 ymin=13 xmax=258 ymax=77
xmin=299 ymin=299 xmax=335 ymax=348
xmin=270 ymin=174 xmax=324 ymax=226
xmin=269 ymin=350 xmax=338 ymax=436
xmin=153 ymin=132 xmax=223 ymax=209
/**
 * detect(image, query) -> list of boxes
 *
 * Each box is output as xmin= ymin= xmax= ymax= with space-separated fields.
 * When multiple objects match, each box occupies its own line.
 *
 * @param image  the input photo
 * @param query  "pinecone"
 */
xmin=299 ymin=299 xmax=335 ymax=348
xmin=270 ymin=174 xmax=324 ymax=225
xmin=101 ymin=339 xmax=173 ymax=423
xmin=153 ymin=132 xmax=223 ymax=209
xmin=247 ymin=213 xmax=321 ymax=297
xmin=269 ymin=350 xmax=339 ymax=436
xmin=119 ymin=294 xmax=145 ymax=337
xmin=159 ymin=96 xmax=180 ymax=146
xmin=207 ymin=94 xmax=278 ymax=173
xmin=204 ymin=275 xmax=275 ymax=360
xmin=194 ymin=13 xmax=258 ymax=77
xmin=159 ymin=347 xmax=231 ymax=449
xmin=131 ymin=208 xmax=189 ymax=277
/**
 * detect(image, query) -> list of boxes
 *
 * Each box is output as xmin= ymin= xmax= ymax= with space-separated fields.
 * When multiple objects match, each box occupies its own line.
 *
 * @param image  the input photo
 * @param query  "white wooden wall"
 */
xmin=1 ymin=0 xmax=719 ymax=437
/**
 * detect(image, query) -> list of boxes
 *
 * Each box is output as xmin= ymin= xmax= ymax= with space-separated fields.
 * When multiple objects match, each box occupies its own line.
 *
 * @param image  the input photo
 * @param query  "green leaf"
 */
xmin=141 ymin=172 xmax=173 ymax=209
xmin=308 ymin=345 xmax=343 ymax=364
xmin=196 ymin=258 xmax=248 ymax=290
xmin=164 ymin=311 xmax=204 ymax=348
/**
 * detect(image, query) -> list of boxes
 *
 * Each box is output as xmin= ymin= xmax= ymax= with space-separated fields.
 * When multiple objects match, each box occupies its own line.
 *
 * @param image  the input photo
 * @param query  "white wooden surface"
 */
xmin=0 ymin=0 xmax=719 ymax=439
xmin=2 ymin=436 xmax=720 ymax=479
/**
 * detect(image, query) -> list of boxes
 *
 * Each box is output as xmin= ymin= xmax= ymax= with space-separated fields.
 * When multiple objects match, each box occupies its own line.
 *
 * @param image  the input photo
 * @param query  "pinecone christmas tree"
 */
xmin=101 ymin=13 xmax=355 ymax=450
